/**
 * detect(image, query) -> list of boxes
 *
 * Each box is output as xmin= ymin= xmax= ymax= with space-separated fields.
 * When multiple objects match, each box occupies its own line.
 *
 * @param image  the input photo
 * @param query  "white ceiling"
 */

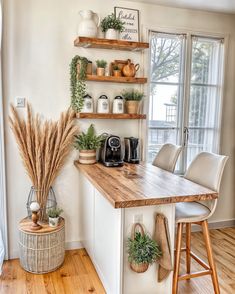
xmin=125 ymin=0 xmax=235 ymax=14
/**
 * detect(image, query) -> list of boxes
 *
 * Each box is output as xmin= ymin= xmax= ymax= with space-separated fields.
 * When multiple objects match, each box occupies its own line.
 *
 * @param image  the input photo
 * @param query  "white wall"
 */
xmin=3 ymin=0 xmax=235 ymax=258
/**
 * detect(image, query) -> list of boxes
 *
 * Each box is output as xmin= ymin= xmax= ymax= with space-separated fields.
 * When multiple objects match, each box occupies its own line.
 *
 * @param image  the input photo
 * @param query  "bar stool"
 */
xmin=173 ymin=152 xmax=228 ymax=294
xmin=152 ymin=143 xmax=182 ymax=173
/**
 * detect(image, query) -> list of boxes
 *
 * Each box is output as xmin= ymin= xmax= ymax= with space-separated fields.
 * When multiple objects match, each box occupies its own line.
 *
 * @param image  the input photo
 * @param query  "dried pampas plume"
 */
xmin=9 ymin=104 xmax=79 ymax=220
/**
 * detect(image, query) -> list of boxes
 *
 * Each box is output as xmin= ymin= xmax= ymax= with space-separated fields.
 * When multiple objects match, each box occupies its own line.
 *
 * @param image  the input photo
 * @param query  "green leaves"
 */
xmin=96 ymin=59 xmax=107 ymax=68
xmin=70 ymin=55 xmax=89 ymax=112
xmin=127 ymin=232 xmax=161 ymax=265
xmin=74 ymin=124 xmax=104 ymax=151
xmin=47 ymin=207 xmax=63 ymax=218
xmin=122 ymin=89 xmax=144 ymax=101
xmin=100 ymin=13 xmax=125 ymax=33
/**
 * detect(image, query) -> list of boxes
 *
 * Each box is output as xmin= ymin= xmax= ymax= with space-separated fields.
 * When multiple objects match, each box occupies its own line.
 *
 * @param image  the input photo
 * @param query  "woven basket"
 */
xmin=79 ymin=149 xmax=96 ymax=164
xmin=129 ymin=223 xmax=149 ymax=273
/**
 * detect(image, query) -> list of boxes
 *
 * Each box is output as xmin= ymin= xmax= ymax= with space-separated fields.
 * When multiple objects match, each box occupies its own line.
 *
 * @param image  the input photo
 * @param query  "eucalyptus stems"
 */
xmin=70 ymin=55 xmax=89 ymax=112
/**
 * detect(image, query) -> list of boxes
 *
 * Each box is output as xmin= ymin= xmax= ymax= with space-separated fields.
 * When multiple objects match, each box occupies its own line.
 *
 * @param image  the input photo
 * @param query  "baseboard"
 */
xmin=191 ymin=219 xmax=235 ymax=232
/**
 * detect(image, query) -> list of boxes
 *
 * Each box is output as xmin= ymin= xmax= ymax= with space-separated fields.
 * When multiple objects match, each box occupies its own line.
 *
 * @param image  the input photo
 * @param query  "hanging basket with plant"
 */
xmin=70 ymin=55 xmax=89 ymax=112
xmin=127 ymin=223 xmax=161 ymax=273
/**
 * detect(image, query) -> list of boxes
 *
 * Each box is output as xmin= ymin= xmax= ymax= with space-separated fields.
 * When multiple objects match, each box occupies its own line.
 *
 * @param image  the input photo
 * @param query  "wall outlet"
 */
xmin=133 ymin=214 xmax=143 ymax=223
xmin=15 ymin=97 xmax=26 ymax=108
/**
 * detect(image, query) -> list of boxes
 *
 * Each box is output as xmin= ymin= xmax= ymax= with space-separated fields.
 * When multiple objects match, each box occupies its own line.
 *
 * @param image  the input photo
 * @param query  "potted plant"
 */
xmin=96 ymin=60 xmax=107 ymax=76
xmin=70 ymin=55 xmax=89 ymax=112
xmin=113 ymin=65 xmax=122 ymax=77
xmin=127 ymin=223 xmax=161 ymax=273
xmin=47 ymin=207 xmax=63 ymax=227
xmin=121 ymin=89 xmax=144 ymax=114
xmin=101 ymin=13 xmax=125 ymax=40
xmin=74 ymin=124 xmax=104 ymax=164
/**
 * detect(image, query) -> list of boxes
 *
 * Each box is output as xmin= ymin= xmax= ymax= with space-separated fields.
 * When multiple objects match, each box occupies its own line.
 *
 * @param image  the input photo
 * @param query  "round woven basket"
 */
xmin=79 ymin=149 xmax=96 ymax=164
xmin=129 ymin=223 xmax=149 ymax=273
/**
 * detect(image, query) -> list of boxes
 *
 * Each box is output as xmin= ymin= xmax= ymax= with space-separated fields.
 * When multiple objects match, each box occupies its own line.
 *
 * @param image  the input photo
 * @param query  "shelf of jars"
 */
xmin=76 ymin=113 xmax=147 ymax=119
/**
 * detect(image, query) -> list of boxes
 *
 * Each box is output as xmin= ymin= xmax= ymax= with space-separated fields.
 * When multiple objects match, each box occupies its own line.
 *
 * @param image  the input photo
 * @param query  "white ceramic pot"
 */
xmin=81 ymin=94 xmax=94 ymax=113
xmin=105 ymin=29 xmax=119 ymax=40
xmin=113 ymin=96 xmax=124 ymax=114
xmin=49 ymin=217 xmax=59 ymax=227
xmin=97 ymin=95 xmax=110 ymax=113
xmin=78 ymin=10 xmax=100 ymax=37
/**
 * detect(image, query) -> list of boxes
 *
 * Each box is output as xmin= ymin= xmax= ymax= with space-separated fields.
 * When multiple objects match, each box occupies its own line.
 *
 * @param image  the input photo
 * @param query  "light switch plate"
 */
xmin=15 ymin=97 xmax=26 ymax=108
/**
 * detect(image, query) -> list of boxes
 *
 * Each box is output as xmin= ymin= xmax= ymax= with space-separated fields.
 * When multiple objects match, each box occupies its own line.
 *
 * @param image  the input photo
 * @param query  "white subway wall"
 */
xmin=3 ymin=0 xmax=235 ymax=258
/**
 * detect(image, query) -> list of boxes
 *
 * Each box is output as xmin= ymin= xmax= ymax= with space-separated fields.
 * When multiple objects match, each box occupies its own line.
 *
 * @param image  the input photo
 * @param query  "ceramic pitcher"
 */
xmin=78 ymin=10 xmax=100 ymax=38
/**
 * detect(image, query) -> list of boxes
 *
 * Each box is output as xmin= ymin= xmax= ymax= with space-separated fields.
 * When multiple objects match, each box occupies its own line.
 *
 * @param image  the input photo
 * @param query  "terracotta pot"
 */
xmin=122 ymin=59 xmax=140 ymax=77
xmin=96 ymin=67 xmax=105 ymax=76
xmin=79 ymin=149 xmax=96 ymax=164
xmin=130 ymin=262 xmax=149 ymax=273
xmin=113 ymin=70 xmax=122 ymax=77
xmin=125 ymin=101 xmax=140 ymax=114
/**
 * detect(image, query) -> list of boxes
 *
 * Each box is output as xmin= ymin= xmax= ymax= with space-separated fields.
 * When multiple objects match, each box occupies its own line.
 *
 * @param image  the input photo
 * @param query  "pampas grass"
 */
xmin=9 ymin=104 xmax=78 ymax=220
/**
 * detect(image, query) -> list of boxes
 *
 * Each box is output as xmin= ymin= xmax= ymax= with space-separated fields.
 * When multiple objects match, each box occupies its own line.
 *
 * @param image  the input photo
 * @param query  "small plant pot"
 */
xmin=96 ymin=67 xmax=105 ymax=76
xmin=125 ymin=101 xmax=140 ymax=114
xmin=105 ymin=29 xmax=119 ymax=40
xmin=113 ymin=70 xmax=122 ymax=77
xmin=79 ymin=149 xmax=96 ymax=164
xmin=49 ymin=217 xmax=60 ymax=227
xmin=130 ymin=261 xmax=149 ymax=273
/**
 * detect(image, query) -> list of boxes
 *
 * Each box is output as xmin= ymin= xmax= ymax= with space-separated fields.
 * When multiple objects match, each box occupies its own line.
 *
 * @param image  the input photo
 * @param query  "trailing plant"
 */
xmin=127 ymin=231 xmax=161 ymax=265
xmin=100 ymin=13 xmax=125 ymax=32
xmin=113 ymin=65 xmax=120 ymax=71
xmin=96 ymin=59 xmax=107 ymax=68
xmin=70 ymin=55 xmax=89 ymax=112
xmin=74 ymin=124 xmax=104 ymax=150
xmin=9 ymin=104 xmax=78 ymax=220
xmin=121 ymin=89 xmax=144 ymax=101
xmin=47 ymin=207 xmax=63 ymax=218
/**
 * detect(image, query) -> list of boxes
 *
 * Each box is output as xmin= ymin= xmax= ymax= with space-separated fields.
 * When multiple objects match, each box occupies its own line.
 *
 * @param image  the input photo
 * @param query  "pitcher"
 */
xmin=78 ymin=10 xmax=100 ymax=38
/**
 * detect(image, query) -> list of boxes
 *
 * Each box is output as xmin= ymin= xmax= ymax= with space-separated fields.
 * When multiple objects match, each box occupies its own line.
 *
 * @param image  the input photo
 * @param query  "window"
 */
xmin=148 ymin=31 xmax=224 ymax=173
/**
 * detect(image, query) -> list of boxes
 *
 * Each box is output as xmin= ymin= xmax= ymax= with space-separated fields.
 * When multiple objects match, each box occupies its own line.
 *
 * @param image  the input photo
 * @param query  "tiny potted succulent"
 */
xmin=113 ymin=64 xmax=122 ymax=77
xmin=96 ymin=59 xmax=107 ymax=76
xmin=74 ymin=124 xmax=104 ymax=164
xmin=127 ymin=223 xmax=161 ymax=273
xmin=47 ymin=207 xmax=63 ymax=227
xmin=101 ymin=13 xmax=125 ymax=40
xmin=121 ymin=89 xmax=144 ymax=114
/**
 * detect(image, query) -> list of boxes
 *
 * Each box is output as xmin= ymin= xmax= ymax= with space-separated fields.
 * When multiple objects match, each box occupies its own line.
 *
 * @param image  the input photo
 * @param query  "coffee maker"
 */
xmin=124 ymin=137 xmax=140 ymax=164
xmin=100 ymin=135 xmax=124 ymax=167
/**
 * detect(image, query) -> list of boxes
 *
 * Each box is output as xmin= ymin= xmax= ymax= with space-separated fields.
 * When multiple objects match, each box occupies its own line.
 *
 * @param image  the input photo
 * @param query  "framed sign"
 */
xmin=114 ymin=7 xmax=140 ymax=42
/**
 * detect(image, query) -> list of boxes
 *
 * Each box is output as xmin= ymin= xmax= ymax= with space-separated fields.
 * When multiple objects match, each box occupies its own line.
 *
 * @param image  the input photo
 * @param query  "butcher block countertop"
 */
xmin=75 ymin=162 xmax=218 ymax=208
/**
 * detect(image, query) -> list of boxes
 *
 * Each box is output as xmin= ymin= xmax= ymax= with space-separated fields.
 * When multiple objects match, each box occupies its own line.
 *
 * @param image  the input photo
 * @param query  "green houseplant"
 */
xmin=101 ymin=13 xmax=125 ymax=40
xmin=96 ymin=60 xmax=107 ymax=76
xmin=47 ymin=207 xmax=63 ymax=227
xmin=127 ymin=223 xmax=161 ymax=273
xmin=113 ymin=64 xmax=121 ymax=77
xmin=70 ymin=55 xmax=89 ymax=112
xmin=121 ymin=89 xmax=144 ymax=114
xmin=74 ymin=124 xmax=104 ymax=164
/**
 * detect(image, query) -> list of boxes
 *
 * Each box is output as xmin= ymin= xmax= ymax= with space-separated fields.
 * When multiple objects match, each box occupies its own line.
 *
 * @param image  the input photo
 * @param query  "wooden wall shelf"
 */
xmin=86 ymin=75 xmax=147 ymax=84
xmin=76 ymin=113 xmax=147 ymax=120
xmin=74 ymin=37 xmax=149 ymax=51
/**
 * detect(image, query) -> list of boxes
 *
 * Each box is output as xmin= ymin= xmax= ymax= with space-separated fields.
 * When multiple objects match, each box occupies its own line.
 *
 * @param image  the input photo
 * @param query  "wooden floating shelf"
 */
xmin=76 ymin=113 xmax=147 ymax=120
xmin=86 ymin=75 xmax=147 ymax=84
xmin=74 ymin=37 xmax=149 ymax=51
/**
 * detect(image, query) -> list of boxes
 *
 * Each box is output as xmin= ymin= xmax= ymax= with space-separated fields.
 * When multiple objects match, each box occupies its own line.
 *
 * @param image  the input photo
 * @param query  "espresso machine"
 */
xmin=124 ymin=137 xmax=140 ymax=164
xmin=100 ymin=134 xmax=124 ymax=167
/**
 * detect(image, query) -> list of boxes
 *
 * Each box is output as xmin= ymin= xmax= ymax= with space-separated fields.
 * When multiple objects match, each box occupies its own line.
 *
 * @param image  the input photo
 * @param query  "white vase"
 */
xmin=49 ymin=217 xmax=59 ymax=227
xmin=78 ymin=10 xmax=100 ymax=38
xmin=105 ymin=29 xmax=119 ymax=40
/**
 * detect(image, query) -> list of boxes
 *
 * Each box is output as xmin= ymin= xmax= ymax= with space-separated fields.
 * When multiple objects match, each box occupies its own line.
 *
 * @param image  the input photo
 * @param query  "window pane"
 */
xmin=191 ymin=37 xmax=222 ymax=85
xmin=150 ymin=33 xmax=184 ymax=83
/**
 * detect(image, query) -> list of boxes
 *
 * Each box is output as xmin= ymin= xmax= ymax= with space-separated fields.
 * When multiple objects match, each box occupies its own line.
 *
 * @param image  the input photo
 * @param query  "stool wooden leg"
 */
xmin=201 ymin=220 xmax=220 ymax=294
xmin=186 ymin=223 xmax=191 ymax=275
xmin=173 ymin=223 xmax=183 ymax=294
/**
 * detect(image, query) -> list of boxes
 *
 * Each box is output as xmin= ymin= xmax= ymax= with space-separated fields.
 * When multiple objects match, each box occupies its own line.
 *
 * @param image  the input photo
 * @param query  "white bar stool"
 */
xmin=152 ymin=143 xmax=182 ymax=173
xmin=173 ymin=152 xmax=228 ymax=294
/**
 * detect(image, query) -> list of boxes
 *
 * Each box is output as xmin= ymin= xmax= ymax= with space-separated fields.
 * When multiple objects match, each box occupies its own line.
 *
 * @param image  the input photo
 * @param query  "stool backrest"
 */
xmin=185 ymin=152 xmax=228 ymax=192
xmin=152 ymin=143 xmax=182 ymax=173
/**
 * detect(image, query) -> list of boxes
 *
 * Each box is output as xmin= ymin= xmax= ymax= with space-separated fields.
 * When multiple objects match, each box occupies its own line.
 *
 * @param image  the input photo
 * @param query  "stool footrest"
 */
xmin=190 ymin=251 xmax=210 ymax=270
xmin=178 ymin=270 xmax=212 ymax=281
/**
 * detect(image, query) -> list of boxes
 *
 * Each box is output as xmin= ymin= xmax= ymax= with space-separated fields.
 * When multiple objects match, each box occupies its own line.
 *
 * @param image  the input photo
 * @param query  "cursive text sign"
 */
xmin=115 ymin=7 xmax=140 ymax=42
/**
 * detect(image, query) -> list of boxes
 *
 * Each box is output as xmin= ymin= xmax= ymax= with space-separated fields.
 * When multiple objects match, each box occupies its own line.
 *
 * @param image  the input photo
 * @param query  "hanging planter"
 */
xmin=127 ymin=223 xmax=161 ymax=273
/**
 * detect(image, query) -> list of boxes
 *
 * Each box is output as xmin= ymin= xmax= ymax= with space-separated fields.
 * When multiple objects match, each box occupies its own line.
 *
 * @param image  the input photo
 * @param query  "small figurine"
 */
xmin=30 ymin=201 xmax=42 ymax=230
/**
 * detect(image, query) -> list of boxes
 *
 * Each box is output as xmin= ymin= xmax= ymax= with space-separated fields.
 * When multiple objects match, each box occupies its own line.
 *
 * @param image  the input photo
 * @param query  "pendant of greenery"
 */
xmin=127 ymin=230 xmax=161 ymax=266
xmin=70 ymin=55 xmax=89 ymax=112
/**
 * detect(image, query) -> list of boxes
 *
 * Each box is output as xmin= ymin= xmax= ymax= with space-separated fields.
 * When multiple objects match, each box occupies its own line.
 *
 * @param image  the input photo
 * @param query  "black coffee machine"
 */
xmin=124 ymin=137 xmax=140 ymax=164
xmin=100 ymin=135 xmax=124 ymax=167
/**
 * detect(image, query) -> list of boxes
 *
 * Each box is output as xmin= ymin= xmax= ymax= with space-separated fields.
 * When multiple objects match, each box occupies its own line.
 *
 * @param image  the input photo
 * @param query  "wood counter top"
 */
xmin=75 ymin=162 xmax=218 ymax=209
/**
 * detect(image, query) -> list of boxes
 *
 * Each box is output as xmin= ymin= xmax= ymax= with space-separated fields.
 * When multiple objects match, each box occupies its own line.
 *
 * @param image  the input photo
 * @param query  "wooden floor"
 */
xmin=0 ymin=227 xmax=235 ymax=293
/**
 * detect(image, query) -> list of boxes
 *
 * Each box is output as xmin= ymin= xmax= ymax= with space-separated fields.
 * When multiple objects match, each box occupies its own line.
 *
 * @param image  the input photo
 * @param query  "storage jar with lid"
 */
xmin=97 ymin=95 xmax=110 ymax=113
xmin=81 ymin=94 xmax=94 ymax=113
xmin=112 ymin=96 xmax=124 ymax=114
